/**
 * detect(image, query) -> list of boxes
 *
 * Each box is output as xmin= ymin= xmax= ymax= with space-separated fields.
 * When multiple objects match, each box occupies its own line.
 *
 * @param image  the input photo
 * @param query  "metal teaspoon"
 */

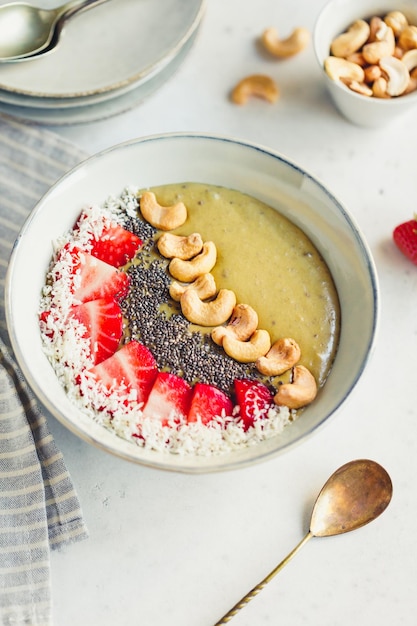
xmin=215 ymin=459 xmax=393 ymax=624
xmin=0 ymin=0 xmax=109 ymax=62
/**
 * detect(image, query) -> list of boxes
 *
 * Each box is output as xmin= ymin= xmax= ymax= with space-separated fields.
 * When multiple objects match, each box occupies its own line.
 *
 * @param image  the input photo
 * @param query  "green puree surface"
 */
xmin=148 ymin=182 xmax=341 ymax=388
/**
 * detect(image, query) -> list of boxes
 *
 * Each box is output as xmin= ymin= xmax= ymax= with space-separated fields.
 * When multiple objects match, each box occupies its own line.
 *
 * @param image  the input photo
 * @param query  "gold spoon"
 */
xmin=215 ymin=459 xmax=393 ymax=625
xmin=0 ymin=0 xmax=109 ymax=62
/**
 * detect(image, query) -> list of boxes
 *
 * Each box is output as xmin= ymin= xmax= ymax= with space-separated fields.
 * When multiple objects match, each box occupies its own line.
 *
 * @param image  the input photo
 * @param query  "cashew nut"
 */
xmin=398 ymin=25 xmax=417 ymax=51
xmin=211 ymin=303 xmax=258 ymax=345
xmin=330 ymin=19 xmax=370 ymax=58
xmin=169 ymin=241 xmax=217 ymax=282
xmin=347 ymin=80 xmax=373 ymax=96
xmin=402 ymin=48 xmax=417 ymax=71
xmin=169 ymin=273 xmax=217 ymax=302
xmin=222 ymin=329 xmax=271 ymax=364
xmin=261 ymin=26 xmax=310 ymax=58
xmin=394 ymin=45 xmax=405 ymax=59
xmin=346 ymin=52 xmax=367 ymax=66
xmin=368 ymin=16 xmax=383 ymax=42
xmin=364 ymin=64 xmax=382 ymax=83
xmin=362 ymin=25 xmax=395 ymax=64
xmin=324 ymin=56 xmax=365 ymax=82
xmin=372 ymin=76 xmax=390 ymax=98
xmin=157 ymin=232 xmax=203 ymax=260
xmin=373 ymin=18 xmax=391 ymax=42
xmin=256 ymin=337 xmax=301 ymax=376
xmin=139 ymin=191 xmax=187 ymax=231
xmin=231 ymin=74 xmax=279 ymax=105
xmin=379 ymin=55 xmax=410 ymax=95
xmin=384 ymin=11 xmax=408 ymax=37
xmin=273 ymin=365 xmax=317 ymax=409
xmin=180 ymin=288 xmax=236 ymax=326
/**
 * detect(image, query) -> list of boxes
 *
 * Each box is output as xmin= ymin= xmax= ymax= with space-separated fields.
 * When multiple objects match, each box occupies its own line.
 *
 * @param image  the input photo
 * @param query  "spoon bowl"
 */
xmin=0 ymin=0 xmax=108 ymax=62
xmin=216 ymin=459 xmax=392 ymax=624
xmin=311 ymin=459 xmax=393 ymax=537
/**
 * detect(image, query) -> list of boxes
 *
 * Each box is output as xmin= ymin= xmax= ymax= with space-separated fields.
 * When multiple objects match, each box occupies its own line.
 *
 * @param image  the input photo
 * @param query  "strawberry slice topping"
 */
xmin=62 ymin=247 xmax=130 ymax=303
xmin=87 ymin=223 xmax=142 ymax=268
xmin=70 ymin=298 xmax=123 ymax=365
xmin=187 ymin=382 xmax=233 ymax=425
xmin=234 ymin=378 xmax=275 ymax=431
xmin=39 ymin=310 xmax=56 ymax=339
xmin=393 ymin=219 xmax=417 ymax=266
xmin=142 ymin=372 xmax=193 ymax=425
xmin=87 ymin=340 xmax=158 ymax=404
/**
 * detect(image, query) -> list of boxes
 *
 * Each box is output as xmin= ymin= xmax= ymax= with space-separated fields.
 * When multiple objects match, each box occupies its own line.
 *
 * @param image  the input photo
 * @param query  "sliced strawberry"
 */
xmin=142 ymin=372 xmax=193 ymax=425
xmin=87 ymin=223 xmax=142 ymax=268
xmin=70 ymin=298 xmax=123 ymax=365
xmin=187 ymin=382 xmax=233 ymax=425
xmin=87 ymin=340 xmax=158 ymax=404
xmin=234 ymin=378 xmax=274 ymax=431
xmin=62 ymin=247 xmax=130 ymax=303
xmin=39 ymin=310 xmax=52 ymax=334
xmin=39 ymin=309 xmax=60 ymax=340
xmin=393 ymin=219 xmax=417 ymax=266
xmin=39 ymin=310 xmax=49 ymax=325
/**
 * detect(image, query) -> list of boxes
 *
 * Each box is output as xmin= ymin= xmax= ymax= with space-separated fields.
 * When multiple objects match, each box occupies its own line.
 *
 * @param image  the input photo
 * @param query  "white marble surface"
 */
xmin=25 ymin=0 xmax=417 ymax=624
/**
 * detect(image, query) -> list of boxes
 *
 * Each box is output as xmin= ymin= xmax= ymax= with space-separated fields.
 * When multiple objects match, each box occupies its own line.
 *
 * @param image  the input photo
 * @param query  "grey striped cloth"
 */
xmin=0 ymin=115 xmax=88 ymax=625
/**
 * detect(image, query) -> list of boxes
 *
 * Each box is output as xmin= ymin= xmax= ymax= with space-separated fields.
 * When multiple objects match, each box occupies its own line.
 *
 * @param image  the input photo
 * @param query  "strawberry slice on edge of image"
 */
xmin=142 ymin=372 xmax=193 ymax=425
xmin=70 ymin=298 xmax=123 ymax=366
xmin=187 ymin=382 xmax=233 ymax=425
xmin=87 ymin=340 xmax=158 ymax=405
xmin=64 ymin=246 xmax=130 ymax=303
xmin=234 ymin=378 xmax=275 ymax=431
xmin=88 ymin=223 xmax=143 ymax=268
xmin=393 ymin=218 xmax=417 ymax=266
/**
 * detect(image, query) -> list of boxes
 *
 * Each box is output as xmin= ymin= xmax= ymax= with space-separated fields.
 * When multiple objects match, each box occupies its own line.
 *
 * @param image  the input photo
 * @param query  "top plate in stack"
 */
xmin=0 ymin=0 xmax=205 ymax=123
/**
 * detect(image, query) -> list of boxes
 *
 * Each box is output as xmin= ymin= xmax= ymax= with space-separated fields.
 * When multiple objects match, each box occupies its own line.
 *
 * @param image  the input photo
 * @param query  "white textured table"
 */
xmin=40 ymin=0 xmax=417 ymax=624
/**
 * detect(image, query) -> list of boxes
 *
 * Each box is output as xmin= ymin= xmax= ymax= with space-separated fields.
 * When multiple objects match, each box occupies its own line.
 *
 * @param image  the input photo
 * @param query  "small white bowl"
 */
xmin=314 ymin=0 xmax=417 ymax=127
xmin=5 ymin=134 xmax=379 ymax=473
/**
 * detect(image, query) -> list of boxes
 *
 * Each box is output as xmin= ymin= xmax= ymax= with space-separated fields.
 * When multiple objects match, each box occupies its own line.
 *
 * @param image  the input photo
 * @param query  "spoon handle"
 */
xmin=214 ymin=531 xmax=313 ymax=625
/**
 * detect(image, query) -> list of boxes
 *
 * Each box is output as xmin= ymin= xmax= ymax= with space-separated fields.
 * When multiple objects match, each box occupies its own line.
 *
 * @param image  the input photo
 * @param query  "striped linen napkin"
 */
xmin=0 ymin=115 xmax=89 ymax=626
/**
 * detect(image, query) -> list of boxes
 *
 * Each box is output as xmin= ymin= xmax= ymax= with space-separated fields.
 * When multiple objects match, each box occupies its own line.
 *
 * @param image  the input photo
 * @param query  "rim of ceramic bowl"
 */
xmin=313 ymin=0 xmax=417 ymax=109
xmin=5 ymin=132 xmax=380 ymax=473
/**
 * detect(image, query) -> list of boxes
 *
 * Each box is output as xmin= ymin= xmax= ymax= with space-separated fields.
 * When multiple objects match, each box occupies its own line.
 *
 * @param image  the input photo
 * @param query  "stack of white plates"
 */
xmin=0 ymin=0 xmax=205 ymax=124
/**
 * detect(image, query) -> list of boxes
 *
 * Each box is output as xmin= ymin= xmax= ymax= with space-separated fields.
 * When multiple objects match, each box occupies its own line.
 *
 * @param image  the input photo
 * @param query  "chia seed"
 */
xmin=122 ymin=214 xmax=157 ymax=256
xmin=120 ymin=211 xmax=257 ymax=394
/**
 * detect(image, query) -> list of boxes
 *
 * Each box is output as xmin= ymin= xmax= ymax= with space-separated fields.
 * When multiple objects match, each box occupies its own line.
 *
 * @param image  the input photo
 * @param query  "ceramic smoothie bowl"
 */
xmin=314 ymin=0 xmax=417 ymax=127
xmin=5 ymin=134 xmax=379 ymax=473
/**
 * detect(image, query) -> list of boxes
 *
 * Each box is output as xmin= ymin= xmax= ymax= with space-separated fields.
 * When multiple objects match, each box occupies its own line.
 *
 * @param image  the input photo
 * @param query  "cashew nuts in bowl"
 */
xmin=314 ymin=0 xmax=417 ymax=126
